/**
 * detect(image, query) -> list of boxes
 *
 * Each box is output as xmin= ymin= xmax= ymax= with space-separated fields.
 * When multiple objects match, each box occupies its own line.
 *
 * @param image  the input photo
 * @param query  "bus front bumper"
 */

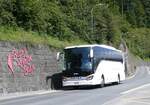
xmin=62 ymin=80 xmax=95 ymax=87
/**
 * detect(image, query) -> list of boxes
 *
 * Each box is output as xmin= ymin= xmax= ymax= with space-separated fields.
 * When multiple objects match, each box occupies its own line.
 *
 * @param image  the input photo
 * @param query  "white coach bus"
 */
xmin=57 ymin=44 xmax=125 ymax=87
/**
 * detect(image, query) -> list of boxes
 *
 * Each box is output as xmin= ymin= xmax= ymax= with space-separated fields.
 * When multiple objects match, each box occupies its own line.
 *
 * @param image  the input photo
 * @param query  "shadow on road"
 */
xmin=46 ymin=73 xmax=122 ymax=91
xmin=46 ymin=73 xmax=63 ymax=90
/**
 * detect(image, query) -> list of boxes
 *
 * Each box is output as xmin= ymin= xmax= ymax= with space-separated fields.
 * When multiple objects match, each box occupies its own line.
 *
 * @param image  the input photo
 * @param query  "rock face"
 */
xmin=119 ymin=41 xmax=139 ymax=77
xmin=0 ymin=41 xmax=61 ymax=94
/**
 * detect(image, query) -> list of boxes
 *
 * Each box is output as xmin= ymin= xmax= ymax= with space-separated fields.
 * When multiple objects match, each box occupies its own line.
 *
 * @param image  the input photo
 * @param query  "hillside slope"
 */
xmin=0 ymin=0 xmax=149 ymax=59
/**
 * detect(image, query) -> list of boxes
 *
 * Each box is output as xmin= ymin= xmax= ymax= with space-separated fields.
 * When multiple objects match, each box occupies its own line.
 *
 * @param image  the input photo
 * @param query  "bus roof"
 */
xmin=65 ymin=44 xmax=121 ymax=52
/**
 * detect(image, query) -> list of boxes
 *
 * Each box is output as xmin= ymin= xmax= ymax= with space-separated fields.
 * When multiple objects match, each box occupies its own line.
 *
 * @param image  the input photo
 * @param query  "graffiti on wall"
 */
xmin=7 ymin=48 xmax=35 ymax=75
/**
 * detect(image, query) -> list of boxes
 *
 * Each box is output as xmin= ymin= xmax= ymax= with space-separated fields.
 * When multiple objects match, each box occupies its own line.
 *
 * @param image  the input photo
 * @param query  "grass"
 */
xmin=0 ymin=26 xmax=88 ymax=49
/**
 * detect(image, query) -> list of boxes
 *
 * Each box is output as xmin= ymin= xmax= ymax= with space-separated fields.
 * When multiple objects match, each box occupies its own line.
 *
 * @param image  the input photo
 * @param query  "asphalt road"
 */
xmin=0 ymin=66 xmax=150 ymax=105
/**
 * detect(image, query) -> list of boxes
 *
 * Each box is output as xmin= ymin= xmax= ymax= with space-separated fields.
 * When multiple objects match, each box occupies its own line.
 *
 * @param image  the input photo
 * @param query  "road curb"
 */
xmin=126 ymin=69 xmax=138 ymax=80
xmin=0 ymin=90 xmax=58 ymax=101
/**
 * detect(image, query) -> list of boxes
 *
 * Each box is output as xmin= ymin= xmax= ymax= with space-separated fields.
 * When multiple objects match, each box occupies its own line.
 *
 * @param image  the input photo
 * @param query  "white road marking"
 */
xmin=130 ymin=100 xmax=150 ymax=105
xmin=121 ymin=83 xmax=150 ymax=94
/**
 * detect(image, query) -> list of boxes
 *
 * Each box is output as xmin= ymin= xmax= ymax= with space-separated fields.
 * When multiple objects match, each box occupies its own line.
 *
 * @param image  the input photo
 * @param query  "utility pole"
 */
xmin=91 ymin=3 xmax=104 ymax=39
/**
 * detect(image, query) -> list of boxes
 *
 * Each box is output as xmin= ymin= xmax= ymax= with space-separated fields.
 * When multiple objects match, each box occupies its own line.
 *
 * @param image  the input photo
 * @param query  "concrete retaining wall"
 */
xmin=0 ymin=41 xmax=61 ymax=94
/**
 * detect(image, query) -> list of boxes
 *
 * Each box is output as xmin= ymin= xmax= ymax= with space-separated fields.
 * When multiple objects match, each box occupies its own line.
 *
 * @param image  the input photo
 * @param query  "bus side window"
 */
xmin=103 ymin=49 xmax=108 ymax=60
xmin=93 ymin=47 xmax=102 ymax=70
xmin=108 ymin=49 xmax=112 ymax=60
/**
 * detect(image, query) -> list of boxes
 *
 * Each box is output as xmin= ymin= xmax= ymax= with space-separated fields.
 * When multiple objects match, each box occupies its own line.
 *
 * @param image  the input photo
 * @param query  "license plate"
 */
xmin=74 ymin=82 xmax=79 ymax=85
xmin=73 ymin=77 xmax=81 ymax=79
xmin=73 ymin=77 xmax=84 ymax=80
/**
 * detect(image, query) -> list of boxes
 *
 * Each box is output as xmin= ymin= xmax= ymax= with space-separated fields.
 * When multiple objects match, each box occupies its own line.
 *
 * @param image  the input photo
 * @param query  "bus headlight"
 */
xmin=62 ymin=76 xmax=68 ymax=81
xmin=86 ymin=75 xmax=94 ymax=80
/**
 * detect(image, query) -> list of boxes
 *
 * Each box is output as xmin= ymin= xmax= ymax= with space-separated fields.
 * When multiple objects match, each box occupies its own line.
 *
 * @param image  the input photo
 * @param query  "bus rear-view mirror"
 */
xmin=90 ymin=49 xmax=94 ymax=58
xmin=56 ymin=52 xmax=61 ymax=61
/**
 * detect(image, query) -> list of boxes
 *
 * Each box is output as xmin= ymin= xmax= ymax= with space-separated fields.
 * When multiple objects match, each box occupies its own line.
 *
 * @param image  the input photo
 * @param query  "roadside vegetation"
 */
xmin=0 ymin=0 xmax=149 ymax=59
xmin=0 ymin=26 xmax=87 ymax=48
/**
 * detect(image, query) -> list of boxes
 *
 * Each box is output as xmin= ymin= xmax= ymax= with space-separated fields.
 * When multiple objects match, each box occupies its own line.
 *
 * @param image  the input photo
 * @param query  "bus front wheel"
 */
xmin=100 ymin=76 xmax=105 ymax=88
xmin=118 ymin=74 xmax=121 ymax=84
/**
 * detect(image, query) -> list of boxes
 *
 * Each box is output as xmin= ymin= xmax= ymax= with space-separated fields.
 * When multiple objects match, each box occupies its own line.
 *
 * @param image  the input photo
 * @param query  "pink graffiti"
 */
xmin=7 ymin=48 xmax=35 ymax=75
xmin=8 ymin=54 xmax=14 ymax=74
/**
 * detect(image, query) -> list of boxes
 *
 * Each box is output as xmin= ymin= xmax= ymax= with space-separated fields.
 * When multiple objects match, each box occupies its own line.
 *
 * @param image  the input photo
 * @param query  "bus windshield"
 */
xmin=64 ymin=47 xmax=93 ymax=72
